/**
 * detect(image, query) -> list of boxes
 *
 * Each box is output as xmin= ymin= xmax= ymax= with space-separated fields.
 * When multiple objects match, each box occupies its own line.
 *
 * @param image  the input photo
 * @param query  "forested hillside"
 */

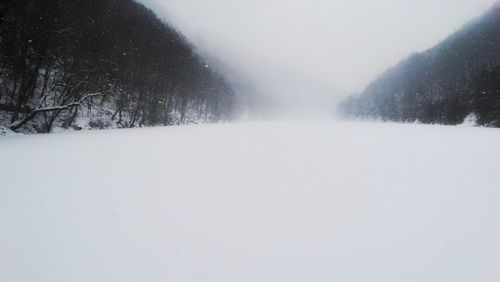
xmin=0 ymin=0 xmax=237 ymax=133
xmin=339 ymin=3 xmax=500 ymax=127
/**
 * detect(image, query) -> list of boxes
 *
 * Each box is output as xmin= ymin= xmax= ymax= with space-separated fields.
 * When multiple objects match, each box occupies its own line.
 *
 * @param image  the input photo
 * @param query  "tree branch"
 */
xmin=9 ymin=92 xmax=104 ymax=131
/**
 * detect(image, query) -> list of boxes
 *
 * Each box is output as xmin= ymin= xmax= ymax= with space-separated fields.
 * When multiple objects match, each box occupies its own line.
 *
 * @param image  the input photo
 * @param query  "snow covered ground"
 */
xmin=1 ymin=121 xmax=500 ymax=282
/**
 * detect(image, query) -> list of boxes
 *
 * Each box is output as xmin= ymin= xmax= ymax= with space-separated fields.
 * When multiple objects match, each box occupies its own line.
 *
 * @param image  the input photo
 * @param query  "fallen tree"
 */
xmin=8 ymin=93 xmax=104 ymax=131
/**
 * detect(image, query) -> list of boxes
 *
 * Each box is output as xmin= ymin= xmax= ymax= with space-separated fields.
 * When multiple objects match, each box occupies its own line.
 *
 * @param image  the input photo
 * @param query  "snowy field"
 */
xmin=1 ymin=121 xmax=500 ymax=282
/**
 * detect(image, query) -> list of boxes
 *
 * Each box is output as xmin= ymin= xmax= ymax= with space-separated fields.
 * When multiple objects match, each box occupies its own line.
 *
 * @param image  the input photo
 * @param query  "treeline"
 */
xmin=339 ymin=3 xmax=500 ymax=127
xmin=0 ymin=0 xmax=237 ymax=133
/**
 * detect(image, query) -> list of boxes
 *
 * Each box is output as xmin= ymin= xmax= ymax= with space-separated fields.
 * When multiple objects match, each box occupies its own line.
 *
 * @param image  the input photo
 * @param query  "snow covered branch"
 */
xmin=8 ymin=92 xmax=104 ymax=131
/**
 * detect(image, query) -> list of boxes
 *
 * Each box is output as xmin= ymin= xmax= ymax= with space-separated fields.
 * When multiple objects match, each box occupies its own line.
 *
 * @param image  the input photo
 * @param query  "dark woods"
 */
xmin=0 ymin=0 xmax=237 ymax=133
xmin=339 ymin=4 xmax=500 ymax=127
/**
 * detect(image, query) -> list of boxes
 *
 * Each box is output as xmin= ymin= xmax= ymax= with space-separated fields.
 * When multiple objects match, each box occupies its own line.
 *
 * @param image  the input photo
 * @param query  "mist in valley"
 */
xmin=138 ymin=0 xmax=497 ymax=119
xmin=3 ymin=2 xmax=500 ymax=281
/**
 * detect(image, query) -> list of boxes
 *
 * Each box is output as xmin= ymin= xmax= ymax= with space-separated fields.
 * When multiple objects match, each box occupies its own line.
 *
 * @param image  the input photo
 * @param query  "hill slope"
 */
xmin=1 ymin=121 xmax=500 ymax=282
xmin=340 ymin=4 xmax=500 ymax=126
xmin=0 ymin=0 xmax=237 ymax=133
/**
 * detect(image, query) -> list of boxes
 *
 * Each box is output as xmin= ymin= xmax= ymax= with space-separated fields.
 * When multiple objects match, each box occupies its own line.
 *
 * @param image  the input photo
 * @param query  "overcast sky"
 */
xmin=138 ymin=0 xmax=495 ymax=92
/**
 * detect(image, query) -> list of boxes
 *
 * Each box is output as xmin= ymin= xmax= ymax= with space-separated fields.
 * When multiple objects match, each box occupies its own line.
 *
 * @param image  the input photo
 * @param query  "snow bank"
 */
xmin=1 ymin=121 xmax=500 ymax=282
xmin=0 ymin=125 xmax=20 ymax=137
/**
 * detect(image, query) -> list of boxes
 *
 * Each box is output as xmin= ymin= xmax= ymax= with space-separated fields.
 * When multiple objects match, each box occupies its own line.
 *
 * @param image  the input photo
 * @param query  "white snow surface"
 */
xmin=1 ymin=121 xmax=500 ymax=282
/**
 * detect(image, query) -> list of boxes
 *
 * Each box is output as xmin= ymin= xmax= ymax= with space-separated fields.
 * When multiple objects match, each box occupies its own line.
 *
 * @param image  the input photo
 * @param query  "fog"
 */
xmin=138 ymin=0 xmax=497 ymax=118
